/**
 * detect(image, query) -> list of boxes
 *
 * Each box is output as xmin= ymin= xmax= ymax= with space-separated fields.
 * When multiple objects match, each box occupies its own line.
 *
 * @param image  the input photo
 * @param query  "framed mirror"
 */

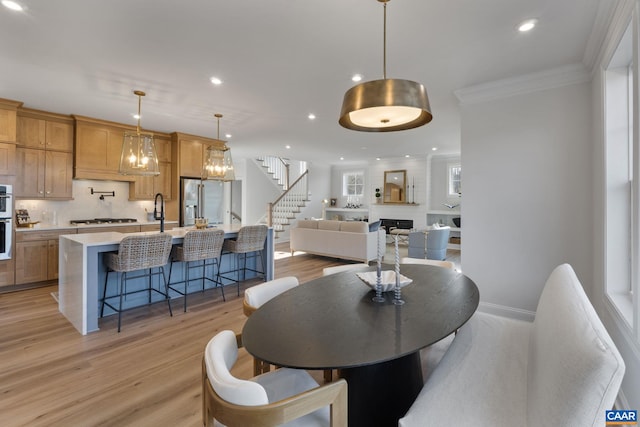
xmin=383 ymin=170 xmax=407 ymax=203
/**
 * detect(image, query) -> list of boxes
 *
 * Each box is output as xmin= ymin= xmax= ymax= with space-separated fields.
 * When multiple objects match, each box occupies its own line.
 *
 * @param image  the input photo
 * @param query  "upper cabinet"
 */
xmin=0 ymin=98 xmax=22 ymax=143
xmin=73 ymin=115 xmax=173 ymax=199
xmin=0 ymin=98 xmax=22 ymax=176
xmin=17 ymin=113 xmax=73 ymax=152
xmin=15 ymin=109 xmax=73 ymax=199
xmin=172 ymin=132 xmax=227 ymax=179
xmin=128 ymin=136 xmax=173 ymax=200
xmin=74 ymin=116 xmax=129 ymax=182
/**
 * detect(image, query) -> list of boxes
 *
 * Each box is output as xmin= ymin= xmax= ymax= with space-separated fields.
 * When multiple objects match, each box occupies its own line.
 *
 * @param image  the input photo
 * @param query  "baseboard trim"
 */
xmin=478 ymin=301 xmax=536 ymax=322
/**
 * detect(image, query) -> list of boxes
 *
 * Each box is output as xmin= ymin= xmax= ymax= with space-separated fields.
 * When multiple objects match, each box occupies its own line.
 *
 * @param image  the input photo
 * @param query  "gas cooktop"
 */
xmin=70 ymin=218 xmax=138 ymax=225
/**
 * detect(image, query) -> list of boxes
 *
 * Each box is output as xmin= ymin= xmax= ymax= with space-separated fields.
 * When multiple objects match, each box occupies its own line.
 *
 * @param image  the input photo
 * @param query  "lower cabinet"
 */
xmin=0 ymin=258 xmax=15 ymax=288
xmin=15 ymin=229 xmax=76 ymax=284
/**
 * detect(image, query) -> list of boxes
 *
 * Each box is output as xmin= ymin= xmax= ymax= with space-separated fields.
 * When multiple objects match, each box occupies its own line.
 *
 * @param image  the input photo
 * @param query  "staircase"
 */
xmin=258 ymin=156 xmax=309 ymax=234
xmin=257 ymin=156 xmax=290 ymax=190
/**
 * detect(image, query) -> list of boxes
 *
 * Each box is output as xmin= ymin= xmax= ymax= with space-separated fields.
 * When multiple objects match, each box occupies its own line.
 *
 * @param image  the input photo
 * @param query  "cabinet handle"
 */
xmin=46 ymin=190 xmax=51 ymax=194
xmin=39 ymin=190 xmax=44 ymax=194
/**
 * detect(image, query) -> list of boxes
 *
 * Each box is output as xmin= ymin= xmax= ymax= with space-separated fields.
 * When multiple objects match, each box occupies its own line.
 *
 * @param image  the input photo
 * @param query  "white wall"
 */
xmin=329 ymin=158 xmax=430 ymax=229
xmin=428 ymin=154 xmax=462 ymax=212
xmin=461 ymin=82 xmax=593 ymax=316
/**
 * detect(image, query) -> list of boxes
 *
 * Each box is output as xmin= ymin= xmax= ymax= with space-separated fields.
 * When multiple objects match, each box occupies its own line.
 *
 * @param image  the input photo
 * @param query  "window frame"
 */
xmin=342 ymin=171 xmax=365 ymax=197
xmin=447 ymin=163 xmax=462 ymax=197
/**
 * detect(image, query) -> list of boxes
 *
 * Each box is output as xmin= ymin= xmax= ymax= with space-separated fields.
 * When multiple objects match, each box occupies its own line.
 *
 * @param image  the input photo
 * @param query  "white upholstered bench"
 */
xmin=399 ymin=263 xmax=625 ymax=427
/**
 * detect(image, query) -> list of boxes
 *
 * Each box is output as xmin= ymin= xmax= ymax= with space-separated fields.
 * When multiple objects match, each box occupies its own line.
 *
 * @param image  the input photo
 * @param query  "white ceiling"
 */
xmin=0 ymin=0 xmax=609 ymax=165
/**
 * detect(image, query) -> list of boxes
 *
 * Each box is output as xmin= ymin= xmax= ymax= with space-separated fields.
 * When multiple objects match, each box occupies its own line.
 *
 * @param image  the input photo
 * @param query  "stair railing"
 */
xmin=267 ymin=169 xmax=308 ymax=228
xmin=260 ymin=156 xmax=290 ymax=190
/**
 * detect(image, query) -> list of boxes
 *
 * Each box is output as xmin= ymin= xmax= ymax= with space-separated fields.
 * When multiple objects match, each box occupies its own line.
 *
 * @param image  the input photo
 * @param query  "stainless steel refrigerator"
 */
xmin=180 ymin=177 xmax=241 ymax=227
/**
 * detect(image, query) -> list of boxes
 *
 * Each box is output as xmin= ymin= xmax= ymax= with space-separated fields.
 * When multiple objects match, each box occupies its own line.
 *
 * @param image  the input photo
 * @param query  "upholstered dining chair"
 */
xmin=322 ymin=263 xmax=370 ymax=276
xmin=243 ymin=276 xmax=300 ymax=376
xmin=243 ymin=276 xmax=299 ymax=318
xmin=202 ymin=330 xmax=348 ymax=427
xmin=400 ymin=257 xmax=455 ymax=270
xmin=101 ymin=233 xmax=173 ymax=332
xmin=168 ymin=228 xmax=225 ymax=312
xmin=222 ymin=224 xmax=268 ymax=295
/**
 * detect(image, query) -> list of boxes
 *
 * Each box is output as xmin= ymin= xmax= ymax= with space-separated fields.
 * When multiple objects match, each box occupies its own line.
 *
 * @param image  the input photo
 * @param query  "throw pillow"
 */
xmin=368 ymin=220 xmax=381 ymax=231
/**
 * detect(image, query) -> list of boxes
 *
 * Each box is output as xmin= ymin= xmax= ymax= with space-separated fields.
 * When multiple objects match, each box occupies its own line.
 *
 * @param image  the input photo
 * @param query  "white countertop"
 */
xmin=60 ymin=224 xmax=246 ymax=247
xmin=15 ymin=220 xmax=179 ymax=232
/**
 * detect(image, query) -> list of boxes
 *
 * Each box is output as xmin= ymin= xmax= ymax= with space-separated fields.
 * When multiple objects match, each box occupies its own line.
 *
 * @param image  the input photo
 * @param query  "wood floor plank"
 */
xmin=0 ymin=242 xmax=460 ymax=427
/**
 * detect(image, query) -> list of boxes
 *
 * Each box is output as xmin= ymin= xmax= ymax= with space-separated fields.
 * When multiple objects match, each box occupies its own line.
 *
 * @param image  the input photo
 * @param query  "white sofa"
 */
xmin=290 ymin=220 xmax=385 ymax=263
xmin=399 ymin=264 xmax=625 ymax=427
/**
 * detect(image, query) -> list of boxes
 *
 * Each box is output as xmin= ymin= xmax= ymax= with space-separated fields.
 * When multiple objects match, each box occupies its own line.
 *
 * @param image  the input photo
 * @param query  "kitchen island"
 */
xmin=58 ymin=225 xmax=274 ymax=335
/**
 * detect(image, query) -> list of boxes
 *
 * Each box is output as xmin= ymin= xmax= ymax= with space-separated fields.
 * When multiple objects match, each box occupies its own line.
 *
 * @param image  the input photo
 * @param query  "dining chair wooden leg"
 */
xmin=324 ymin=369 xmax=333 ymax=383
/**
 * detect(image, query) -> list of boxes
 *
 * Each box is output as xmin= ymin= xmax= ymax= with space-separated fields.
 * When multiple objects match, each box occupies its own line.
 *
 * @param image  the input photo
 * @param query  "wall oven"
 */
xmin=0 ymin=185 xmax=13 ymax=260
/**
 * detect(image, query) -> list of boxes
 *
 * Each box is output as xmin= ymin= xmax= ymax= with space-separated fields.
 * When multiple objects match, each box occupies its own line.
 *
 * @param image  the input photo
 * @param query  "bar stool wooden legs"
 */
xmin=100 ymin=233 xmax=173 ymax=332
xmin=167 ymin=229 xmax=225 ymax=312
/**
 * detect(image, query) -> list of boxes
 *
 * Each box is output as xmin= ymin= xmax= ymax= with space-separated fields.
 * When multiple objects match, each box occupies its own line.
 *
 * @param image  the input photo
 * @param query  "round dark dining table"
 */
xmin=242 ymin=264 xmax=479 ymax=427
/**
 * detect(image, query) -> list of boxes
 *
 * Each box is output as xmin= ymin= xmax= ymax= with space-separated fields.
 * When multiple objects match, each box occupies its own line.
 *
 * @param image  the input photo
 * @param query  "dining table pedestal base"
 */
xmin=339 ymin=351 xmax=423 ymax=427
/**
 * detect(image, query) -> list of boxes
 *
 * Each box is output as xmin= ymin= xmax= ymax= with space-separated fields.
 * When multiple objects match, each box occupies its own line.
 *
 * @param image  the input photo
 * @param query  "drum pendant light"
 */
xmin=339 ymin=0 xmax=432 ymax=132
xmin=203 ymin=114 xmax=235 ymax=181
xmin=119 ymin=90 xmax=160 ymax=176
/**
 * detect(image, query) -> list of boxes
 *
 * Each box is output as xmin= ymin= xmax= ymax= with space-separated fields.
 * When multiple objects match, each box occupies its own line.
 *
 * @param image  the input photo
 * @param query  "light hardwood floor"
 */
xmin=0 ymin=243 xmax=460 ymax=427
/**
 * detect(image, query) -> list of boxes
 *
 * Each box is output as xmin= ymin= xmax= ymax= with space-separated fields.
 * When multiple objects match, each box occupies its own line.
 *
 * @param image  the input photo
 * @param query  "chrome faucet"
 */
xmin=154 ymin=193 xmax=165 ymax=232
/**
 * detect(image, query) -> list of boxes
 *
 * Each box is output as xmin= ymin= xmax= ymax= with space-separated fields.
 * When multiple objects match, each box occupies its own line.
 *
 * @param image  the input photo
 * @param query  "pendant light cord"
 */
xmin=383 ymin=0 xmax=387 ymax=80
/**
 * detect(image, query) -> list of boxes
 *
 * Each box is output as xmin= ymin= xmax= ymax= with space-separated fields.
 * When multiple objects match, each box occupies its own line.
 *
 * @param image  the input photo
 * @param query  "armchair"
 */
xmin=202 ymin=330 xmax=348 ymax=427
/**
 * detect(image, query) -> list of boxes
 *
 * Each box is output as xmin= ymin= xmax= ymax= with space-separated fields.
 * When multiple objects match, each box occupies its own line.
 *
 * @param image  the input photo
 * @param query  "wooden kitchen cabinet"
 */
xmin=14 ymin=229 xmax=76 ymax=284
xmin=128 ymin=136 xmax=173 ymax=200
xmin=15 ymin=241 xmax=48 ymax=284
xmin=0 ymin=143 xmax=16 ymax=175
xmin=172 ymin=132 xmax=227 ymax=179
xmin=129 ymin=161 xmax=172 ymax=200
xmin=15 ymin=110 xmax=73 ymax=199
xmin=15 ymin=148 xmax=73 ymax=199
xmin=0 ymin=258 xmax=15 ymax=288
xmin=0 ymin=98 xmax=22 ymax=143
xmin=74 ymin=116 xmax=127 ymax=181
xmin=17 ymin=112 xmax=73 ymax=152
xmin=75 ymin=115 xmax=172 ymax=184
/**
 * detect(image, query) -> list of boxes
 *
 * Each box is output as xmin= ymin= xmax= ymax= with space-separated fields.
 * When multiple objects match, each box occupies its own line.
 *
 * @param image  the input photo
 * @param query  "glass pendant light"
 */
xmin=119 ymin=90 xmax=160 ymax=176
xmin=203 ymin=113 xmax=235 ymax=181
xmin=339 ymin=0 xmax=432 ymax=132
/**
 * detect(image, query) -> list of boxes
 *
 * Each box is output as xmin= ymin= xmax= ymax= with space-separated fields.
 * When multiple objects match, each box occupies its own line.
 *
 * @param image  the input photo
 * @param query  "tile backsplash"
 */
xmin=15 ymin=180 xmax=156 ymax=226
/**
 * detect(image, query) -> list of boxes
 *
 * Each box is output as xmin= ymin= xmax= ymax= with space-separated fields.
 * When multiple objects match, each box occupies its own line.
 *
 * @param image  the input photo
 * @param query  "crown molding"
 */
xmin=591 ymin=0 xmax=635 ymax=72
xmin=454 ymin=63 xmax=590 ymax=106
xmin=582 ymin=0 xmax=619 ymax=71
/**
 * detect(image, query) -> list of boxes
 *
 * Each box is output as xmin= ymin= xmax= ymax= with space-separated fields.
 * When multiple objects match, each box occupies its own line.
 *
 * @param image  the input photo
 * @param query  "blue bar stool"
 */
xmin=168 ymin=228 xmax=225 ymax=312
xmin=221 ymin=225 xmax=268 ymax=295
xmin=100 ymin=233 xmax=173 ymax=332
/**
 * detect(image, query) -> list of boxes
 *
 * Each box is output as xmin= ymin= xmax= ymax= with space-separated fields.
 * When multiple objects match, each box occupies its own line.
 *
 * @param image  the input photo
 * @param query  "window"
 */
xmin=604 ymin=17 xmax=637 ymax=335
xmin=342 ymin=171 xmax=364 ymax=197
xmin=447 ymin=164 xmax=462 ymax=197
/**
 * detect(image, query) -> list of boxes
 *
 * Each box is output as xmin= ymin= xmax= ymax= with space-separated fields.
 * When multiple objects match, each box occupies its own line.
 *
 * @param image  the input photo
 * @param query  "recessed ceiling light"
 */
xmin=431 ymin=147 xmax=438 ymax=151
xmin=405 ymin=154 xmax=410 ymax=158
xmin=2 ymin=1 xmax=23 ymax=11
xmin=340 ymin=157 xmax=344 ymax=160
xmin=133 ymin=114 xmax=141 ymax=120
xmin=308 ymin=113 xmax=316 ymax=120
xmin=225 ymin=133 xmax=232 ymax=139
xmin=518 ymin=19 xmax=538 ymax=32
xmin=210 ymin=76 xmax=222 ymax=85
xmin=376 ymin=157 xmax=381 ymax=161
xmin=285 ymin=145 xmax=291 ymax=149
xmin=352 ymin=74 xmax=363 ymax=82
